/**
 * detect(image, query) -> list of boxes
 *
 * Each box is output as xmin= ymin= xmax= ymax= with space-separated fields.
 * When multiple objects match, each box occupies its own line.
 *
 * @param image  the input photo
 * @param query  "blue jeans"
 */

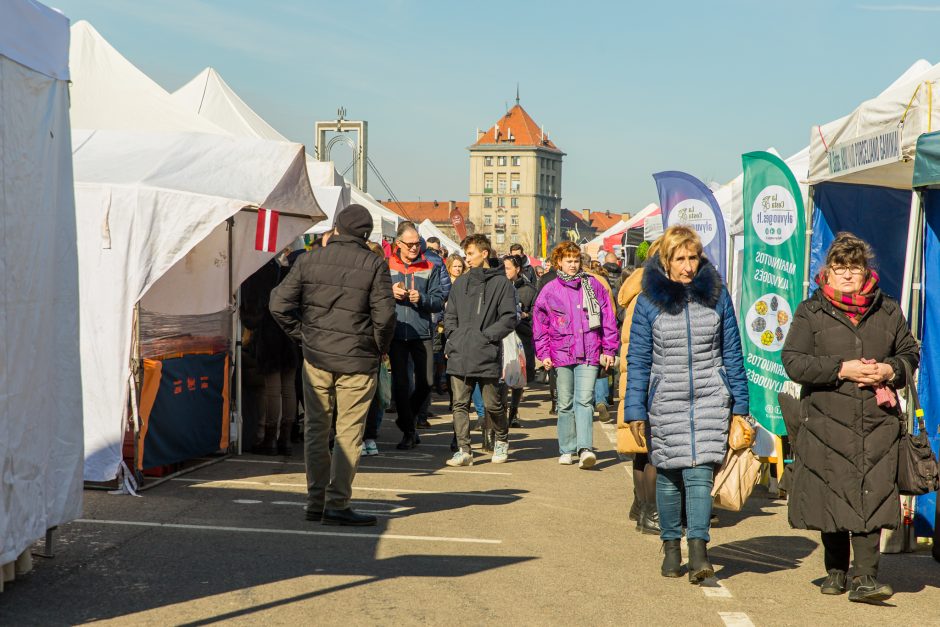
xmin=594 ymin=374 xmax=609 ymax=406
xmin=555 ymin=364 xmax=598 ymax=454
xmin=656 ymin=464 xmax=715 ymax=542
xmin=472 ymin=384 xmax=485 ymax=419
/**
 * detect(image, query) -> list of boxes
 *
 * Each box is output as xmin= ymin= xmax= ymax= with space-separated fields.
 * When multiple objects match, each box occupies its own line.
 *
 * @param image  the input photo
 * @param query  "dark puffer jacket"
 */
xmin=269 ymin=234 xmax=396 ymax=375
xmin=444 ymin=266 xmax=517 ymax=379
xmin=781 ymin=288 xmax=919 ymax=533
xmin=241 ymin=259 xmax=298 ymax=374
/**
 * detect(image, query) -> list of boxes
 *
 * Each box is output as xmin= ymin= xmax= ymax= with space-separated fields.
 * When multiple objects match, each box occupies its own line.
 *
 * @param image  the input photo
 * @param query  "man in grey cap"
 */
xmin=271 ymin=204 xmax=396 ymax=526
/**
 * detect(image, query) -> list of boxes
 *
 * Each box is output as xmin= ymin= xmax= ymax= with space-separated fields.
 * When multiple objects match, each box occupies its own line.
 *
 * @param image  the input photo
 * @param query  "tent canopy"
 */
xmin=417 ymin=219 xmax=461 ymax=254
xmin=914 ymin=130 xmax=940 ymax=188
xmin=584 ymin=203 xmax=660 ymax=256
xmin=1 ymin=0 xmax=82 ymax=565
xmin=809 ymin=59 xmax=940 ymax=189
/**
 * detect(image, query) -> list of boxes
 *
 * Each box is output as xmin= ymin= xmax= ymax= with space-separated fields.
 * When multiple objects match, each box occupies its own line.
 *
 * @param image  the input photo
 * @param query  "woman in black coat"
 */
xmin=781 ymin=232 xmax=919 ymax=604
xmin=504 ymin=255 xmax=536 ymax=426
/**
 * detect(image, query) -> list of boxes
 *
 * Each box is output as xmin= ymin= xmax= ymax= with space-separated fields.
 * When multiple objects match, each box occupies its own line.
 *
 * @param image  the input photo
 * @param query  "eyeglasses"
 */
xmin=398 ymin=241 xmax=421 ymax=249
xmin=830 ymin=265 xmax=865 ymax=276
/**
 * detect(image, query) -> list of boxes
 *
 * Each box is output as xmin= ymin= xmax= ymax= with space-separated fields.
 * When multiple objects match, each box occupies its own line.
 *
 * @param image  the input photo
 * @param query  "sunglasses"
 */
xmin=399 ymin=240 xmax=421 ymax=249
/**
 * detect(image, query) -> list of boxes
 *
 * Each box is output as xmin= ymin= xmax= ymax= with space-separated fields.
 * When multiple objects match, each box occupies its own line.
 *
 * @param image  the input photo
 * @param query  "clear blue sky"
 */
xmin=53 ymin=0 xmax=940 ymax=214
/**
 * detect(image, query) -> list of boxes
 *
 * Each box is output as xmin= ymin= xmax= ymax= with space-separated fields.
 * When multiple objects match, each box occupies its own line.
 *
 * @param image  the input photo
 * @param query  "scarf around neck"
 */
xmin=557 ymin=270 xmax=602 ymax=330
xmin=816 ymin=270 xmax=879 ymax=325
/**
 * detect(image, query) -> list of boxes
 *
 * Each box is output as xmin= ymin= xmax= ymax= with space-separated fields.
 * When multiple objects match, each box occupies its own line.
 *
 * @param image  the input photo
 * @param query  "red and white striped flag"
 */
xmin=255 ymin=208 xmax=279 ymax=252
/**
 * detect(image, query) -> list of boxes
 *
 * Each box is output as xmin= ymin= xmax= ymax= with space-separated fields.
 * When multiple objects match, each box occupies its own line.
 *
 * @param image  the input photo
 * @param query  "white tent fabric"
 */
xmin=171 ymin=67 xmax=350 ymax=223
xmin=69 ymin=22 xmax=323 ymax=481
xmin=1 ymin=0 xmax=82 ymax=565
xmin=809 ymin=59 xmax=940 ymax=188
xmin=584 ymin=203 xmax=660 ymax=253
xmin=417 ymin=219 xmax=461 ymax=254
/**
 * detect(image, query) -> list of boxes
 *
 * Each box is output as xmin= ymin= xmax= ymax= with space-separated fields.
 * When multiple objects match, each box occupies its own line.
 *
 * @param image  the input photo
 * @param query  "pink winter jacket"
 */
xmin=533 ymin=275 xmax=619 ymax=367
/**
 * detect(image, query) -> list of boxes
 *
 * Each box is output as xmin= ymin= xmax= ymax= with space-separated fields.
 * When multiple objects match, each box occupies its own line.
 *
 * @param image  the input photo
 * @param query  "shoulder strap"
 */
xmin=901 ymin=359 xmax=927 ymax=435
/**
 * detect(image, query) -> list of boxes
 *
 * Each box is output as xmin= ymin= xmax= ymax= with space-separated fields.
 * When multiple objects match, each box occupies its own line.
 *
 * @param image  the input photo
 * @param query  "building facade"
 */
xmin=468 ymin=104 xmax=564 ymax=255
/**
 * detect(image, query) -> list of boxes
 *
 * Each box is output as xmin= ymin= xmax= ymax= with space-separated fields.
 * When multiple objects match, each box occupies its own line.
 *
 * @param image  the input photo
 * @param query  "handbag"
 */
xmin=377 ymin=358 xmax=392 ymax=410
xmin=897 ymin=360 xmax=940 ymax=496
xmin=501 ymin=331 xmax=527 ymax=389
xmin=616 ymin=402 xmax=648 ymax=454
xmin=711 ymin=446 xmax=762 ymax=511
xmin=728 ymin=414 xmax=756 ymax=451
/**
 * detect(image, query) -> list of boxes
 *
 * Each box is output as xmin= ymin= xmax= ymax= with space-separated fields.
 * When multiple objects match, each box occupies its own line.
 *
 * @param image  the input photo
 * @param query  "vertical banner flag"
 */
xmin=740 ymin=152 xmax=806 ymax=435
xmin=450 ymin=206 xmax=467 ymax=241
xmin=653 ymin=171 xmax=727 ymax=279
xmin=540 ymin=214 xmax=548 ymax=259
xmin=255 ymin=208 xmax=279 ymax=252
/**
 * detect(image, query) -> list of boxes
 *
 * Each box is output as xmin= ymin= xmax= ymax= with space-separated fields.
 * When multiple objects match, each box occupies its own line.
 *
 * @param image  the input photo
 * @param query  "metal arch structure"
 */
xmin=315 ymin=108 xmax=368 ymax=192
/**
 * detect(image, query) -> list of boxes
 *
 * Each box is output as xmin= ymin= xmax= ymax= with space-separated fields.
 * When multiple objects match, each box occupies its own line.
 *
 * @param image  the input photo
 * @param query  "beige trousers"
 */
xmin=302 ymin=361 xmax=376 ymax=511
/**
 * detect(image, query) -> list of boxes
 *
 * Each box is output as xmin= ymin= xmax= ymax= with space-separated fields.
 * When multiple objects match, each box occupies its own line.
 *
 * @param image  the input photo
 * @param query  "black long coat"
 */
xmin=781 ymin=288 xmax=919 ymax=533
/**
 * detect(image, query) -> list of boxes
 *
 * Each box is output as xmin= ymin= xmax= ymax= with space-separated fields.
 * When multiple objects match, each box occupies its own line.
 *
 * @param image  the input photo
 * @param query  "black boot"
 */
xmin=508 ymin=407 xmax=520 ymax=428
xmin=481 ymin=428 xmax=495 ymax=452
xmin=396 ymin=433 xmax=418 ymax=450
xmin=661 ymin=540 xmax=682 ymax=577
xmin=687 ymin=539 xmax=714 ymax=584
xmin=637 ymin=503 xmax=662 ymax=535
xmin=629 ymin=498 xmax=641 ymax=522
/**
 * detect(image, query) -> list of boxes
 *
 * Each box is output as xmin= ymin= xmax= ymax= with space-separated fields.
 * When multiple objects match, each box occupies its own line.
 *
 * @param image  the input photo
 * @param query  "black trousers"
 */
xmin=389 ymin=338 xmax=433 ymax=436
xmin=821 ymin=531 xmax=881 ymax=577
xmin=451 ymin=375 xmax=508 ymax=452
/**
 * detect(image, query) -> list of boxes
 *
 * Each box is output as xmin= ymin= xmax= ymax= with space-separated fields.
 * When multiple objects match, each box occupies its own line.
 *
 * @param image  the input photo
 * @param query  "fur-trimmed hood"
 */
xmin=641 ymin=253 xmax=723 ymax=315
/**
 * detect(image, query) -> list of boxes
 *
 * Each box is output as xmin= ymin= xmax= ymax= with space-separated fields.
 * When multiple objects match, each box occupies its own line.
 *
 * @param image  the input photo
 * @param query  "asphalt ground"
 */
xmin=1 ymin=382 xmax=938 ymax=626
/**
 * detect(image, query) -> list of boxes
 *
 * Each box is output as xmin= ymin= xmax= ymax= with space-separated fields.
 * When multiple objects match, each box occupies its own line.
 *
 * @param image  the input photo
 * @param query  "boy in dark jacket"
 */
xmin=270 ymin=205 xmax=396 ymax=527
xmin=387 ymin=222 xmax=444 ymax=449
xmin=444 ymin=234 xmax=517 ymax=465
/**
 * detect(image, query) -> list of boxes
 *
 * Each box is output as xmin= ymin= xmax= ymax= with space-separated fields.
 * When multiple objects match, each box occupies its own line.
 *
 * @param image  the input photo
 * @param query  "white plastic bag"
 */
xmin=502 ymin=331 xmax=526 ymax=389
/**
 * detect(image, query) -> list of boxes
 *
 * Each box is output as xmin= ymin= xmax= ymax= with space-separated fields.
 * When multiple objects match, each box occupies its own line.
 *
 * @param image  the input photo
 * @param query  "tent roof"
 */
xmin=417 ymin=219 xmax=461 ymax=255
xmin=586 ymin=203 xmax=660 ymax=247
xmin=809 ymin=58 xmax=940 ymax=189
xmin=0 ymin=0 xmax=70 ymax=79
xmin=914 ymin=130 xmax=940 ymax=188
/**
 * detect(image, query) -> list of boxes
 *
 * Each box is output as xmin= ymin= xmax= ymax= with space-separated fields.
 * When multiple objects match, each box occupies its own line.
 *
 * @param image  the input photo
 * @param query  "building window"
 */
xmin=497 ymin=197 xmax=506 ymax=208
xmin=484 ymin=156 xmax=493 ymax=167
xmin=484 ymin=174 xmax=493 ymax=194
xmin=510 ymin=173 xmax=520 ymax=193
xmin=484 ymin=197 xmax=492 ymax=208
xmin=511 ymin=214 xmax=519 ymax=226
xmin=511 ymin=156 xmax=521 ymax=166
xmin=497 ymin=215 xmax=506 ymax=225
xmin=511 ymin=197 xmax=519 ymax=208
xmin=497 ymin=156 xmax=507 ymax=166
xmin=484 ymin=214 xmax=492 ymax=225
xmin=496 ymin=233 xmax=506 ymax=244
xmin=511 ymin=234 xmax=520 ymax=244
xmin=497 ymin=173 xmax=507 ymax=194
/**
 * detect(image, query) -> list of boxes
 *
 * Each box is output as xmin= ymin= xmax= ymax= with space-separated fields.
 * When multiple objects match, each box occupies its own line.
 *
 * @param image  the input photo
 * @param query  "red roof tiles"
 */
xmin=473 ymin=105 xmax=561 ymax=152
xmin=380 ymin=200 xmax=469 ymax=224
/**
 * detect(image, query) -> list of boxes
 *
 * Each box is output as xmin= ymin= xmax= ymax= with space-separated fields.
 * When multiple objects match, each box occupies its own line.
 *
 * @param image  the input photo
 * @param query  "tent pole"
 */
xmin=131 ymin=303 xmax=143 ymax=485
xmin=908 ymin=190 xmax=926 ymax=339
xmin=235 ymin=287 xmax=243 ymax=456
xmin=227 ymin=216 xmax=241 ymax=456
xmin=802 ymin=186 xmax=815 ymax=299
xmin=901 ymin=191 xmax=923 ymax=321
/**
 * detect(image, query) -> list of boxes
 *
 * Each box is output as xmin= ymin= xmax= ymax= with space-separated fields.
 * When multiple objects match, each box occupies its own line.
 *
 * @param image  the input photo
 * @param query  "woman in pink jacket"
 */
xmin=534 ymin=242 xmax=619 ymax=469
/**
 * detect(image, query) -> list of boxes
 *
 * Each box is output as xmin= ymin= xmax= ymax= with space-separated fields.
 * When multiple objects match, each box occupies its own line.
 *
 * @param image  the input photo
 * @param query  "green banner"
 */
xmin=740 ymin=152 xmax=806 ymax=435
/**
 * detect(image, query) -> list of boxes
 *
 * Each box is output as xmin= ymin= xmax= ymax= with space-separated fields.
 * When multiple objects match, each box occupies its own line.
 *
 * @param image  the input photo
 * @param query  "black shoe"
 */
xmin=549 ymin=403 xmax=557 ymax=416
xmin=416 ymin=418 xmax=432 ymax=429
xmin=396 ymin=433 xmax=418 ymax=450
xmin=687 ymin=539 xmax=715 ymax=584
xmin=481 ymin=428 xmax=495 ymax=453
xmin=509 ymin=418 xmax=521 ymax=428
xmin=277 ymin=443 xmax=293 ymax=456
xmin=321 ymin=507 xmax=377 ymax=527
xmin=820 ymin=569 xmax=847 ymax=595
xmin=629 ymin=499 xmax=641 ymax=522
xmin=661 ymin=540 xmax=683 ymax=578
xmin=450 ymin=436 xmax=459 ymax=453
xmin=595 ymin=403 xmax=609 ymax=423
xmin=848 ymin=575 xmax=893 ymax=604
xmin=305 ymin=508 xmax=323 ymax=522
xmin=637 ymin=503 xmax=662 ymax=535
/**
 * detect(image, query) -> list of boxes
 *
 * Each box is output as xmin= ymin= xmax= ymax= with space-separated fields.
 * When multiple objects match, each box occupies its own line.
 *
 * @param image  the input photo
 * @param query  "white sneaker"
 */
xmin=491 ymin=441 xmax=510 ymax=464
xmin=446 ymin=450 xmax=473 ymax=467
xmin=362 ymin=439 xmax=379 ymax=456
xmin=558 ymin=453 xmax=576 ymax=465
xmin=579 ymin=449 xmax=597 ymax=469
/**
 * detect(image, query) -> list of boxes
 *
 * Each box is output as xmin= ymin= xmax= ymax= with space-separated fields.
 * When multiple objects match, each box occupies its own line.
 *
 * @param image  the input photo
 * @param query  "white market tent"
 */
xmin=172 ymin=67 xmax=402 ymax=242
xmin=417 ymin=219 xmax=462 ymax=254
xmin=584 ymin=203 xmax=660 ymax=256
xmin=0 ymin=0 xmax=82 ymax=572
xmin=171 ymin=67 xmax=349 ymax=228
xmin=70 ymin=21 xmax=324 ymax=482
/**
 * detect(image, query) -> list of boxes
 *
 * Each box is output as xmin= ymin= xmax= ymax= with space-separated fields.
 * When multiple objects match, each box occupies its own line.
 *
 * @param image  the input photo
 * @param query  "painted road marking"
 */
xmin=718 ymin=612 xmax=754 ymax=627
xmin=378 ymin=441 xmax=452 ymax=449
xmin=601 ymin=423 xmax=617 ymax=445
xmin=701 ymin=581 xmax=733 ymax=598
xmin=223 ymin=457 xmax=512 ymax=475
xmin=73 ymin=519 xmax=501 ymax=544
xmin=172 ymin=477 xmax=519 ymax=499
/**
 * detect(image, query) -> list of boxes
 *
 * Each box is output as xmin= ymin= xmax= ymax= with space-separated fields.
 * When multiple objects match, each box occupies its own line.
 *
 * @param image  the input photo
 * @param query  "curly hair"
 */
xmin=825 ymin=232 xmax=875 ymax=271
xmin=550 ymin=241 xmax=582 ymax=269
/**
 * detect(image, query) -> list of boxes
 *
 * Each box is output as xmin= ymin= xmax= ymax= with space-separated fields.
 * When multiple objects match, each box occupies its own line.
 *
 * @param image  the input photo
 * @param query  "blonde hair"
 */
xmin=658 ymin=226 xmax=702 ymax=270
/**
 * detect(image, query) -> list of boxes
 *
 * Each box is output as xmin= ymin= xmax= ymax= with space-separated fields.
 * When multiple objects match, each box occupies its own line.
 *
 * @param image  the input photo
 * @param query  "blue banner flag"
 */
xmin=653 ymin=171 xmax=727 ymax=279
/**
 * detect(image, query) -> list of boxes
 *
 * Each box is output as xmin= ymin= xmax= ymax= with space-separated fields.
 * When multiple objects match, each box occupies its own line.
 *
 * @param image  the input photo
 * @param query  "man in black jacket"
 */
xmin=270 ymin=204 xmax=396 ymax=526
xmin=444 ymin=234 xmax=517 ymax=466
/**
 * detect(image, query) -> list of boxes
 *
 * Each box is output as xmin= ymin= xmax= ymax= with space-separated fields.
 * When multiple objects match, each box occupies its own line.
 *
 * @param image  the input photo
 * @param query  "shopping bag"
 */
xmin=502 ymin=332 xmax=527 ymax=389
xmin=377 ymin=359 xmax=392 ymax=409
xmin=711 ymin=446 xmax=761 ymax=511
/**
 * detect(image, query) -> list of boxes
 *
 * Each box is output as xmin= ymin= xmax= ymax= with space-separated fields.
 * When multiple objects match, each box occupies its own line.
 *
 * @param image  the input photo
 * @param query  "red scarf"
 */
xmin=816 ymin=270 xmax=878 ymax=325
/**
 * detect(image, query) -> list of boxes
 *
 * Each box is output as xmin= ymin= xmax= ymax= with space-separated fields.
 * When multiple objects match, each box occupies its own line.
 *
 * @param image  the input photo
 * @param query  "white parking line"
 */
xmin=701 ymin=581 xmax=733 ymax=598
xmin=378 ymin=441 xmax=452 ymax=449
xmin=171 ymin=477 xmax=519 ymax=499
xmin=73 ymin=519 xmax=501 ymax=544
xmin=360 ymin=465 xmax=513 ymax=476
xmin=718 ymin=612 xmax=754 ymax=627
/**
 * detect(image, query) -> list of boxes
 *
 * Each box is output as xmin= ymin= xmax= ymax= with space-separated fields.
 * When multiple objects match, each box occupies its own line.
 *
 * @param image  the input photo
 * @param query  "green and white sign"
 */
xmin=740 ymin=152 xmax=806 ymax=436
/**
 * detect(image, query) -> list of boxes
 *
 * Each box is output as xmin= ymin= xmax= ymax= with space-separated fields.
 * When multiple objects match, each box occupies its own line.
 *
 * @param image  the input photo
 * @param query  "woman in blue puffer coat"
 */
xmin=625 ymin=225 xmax=748 ymax=584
